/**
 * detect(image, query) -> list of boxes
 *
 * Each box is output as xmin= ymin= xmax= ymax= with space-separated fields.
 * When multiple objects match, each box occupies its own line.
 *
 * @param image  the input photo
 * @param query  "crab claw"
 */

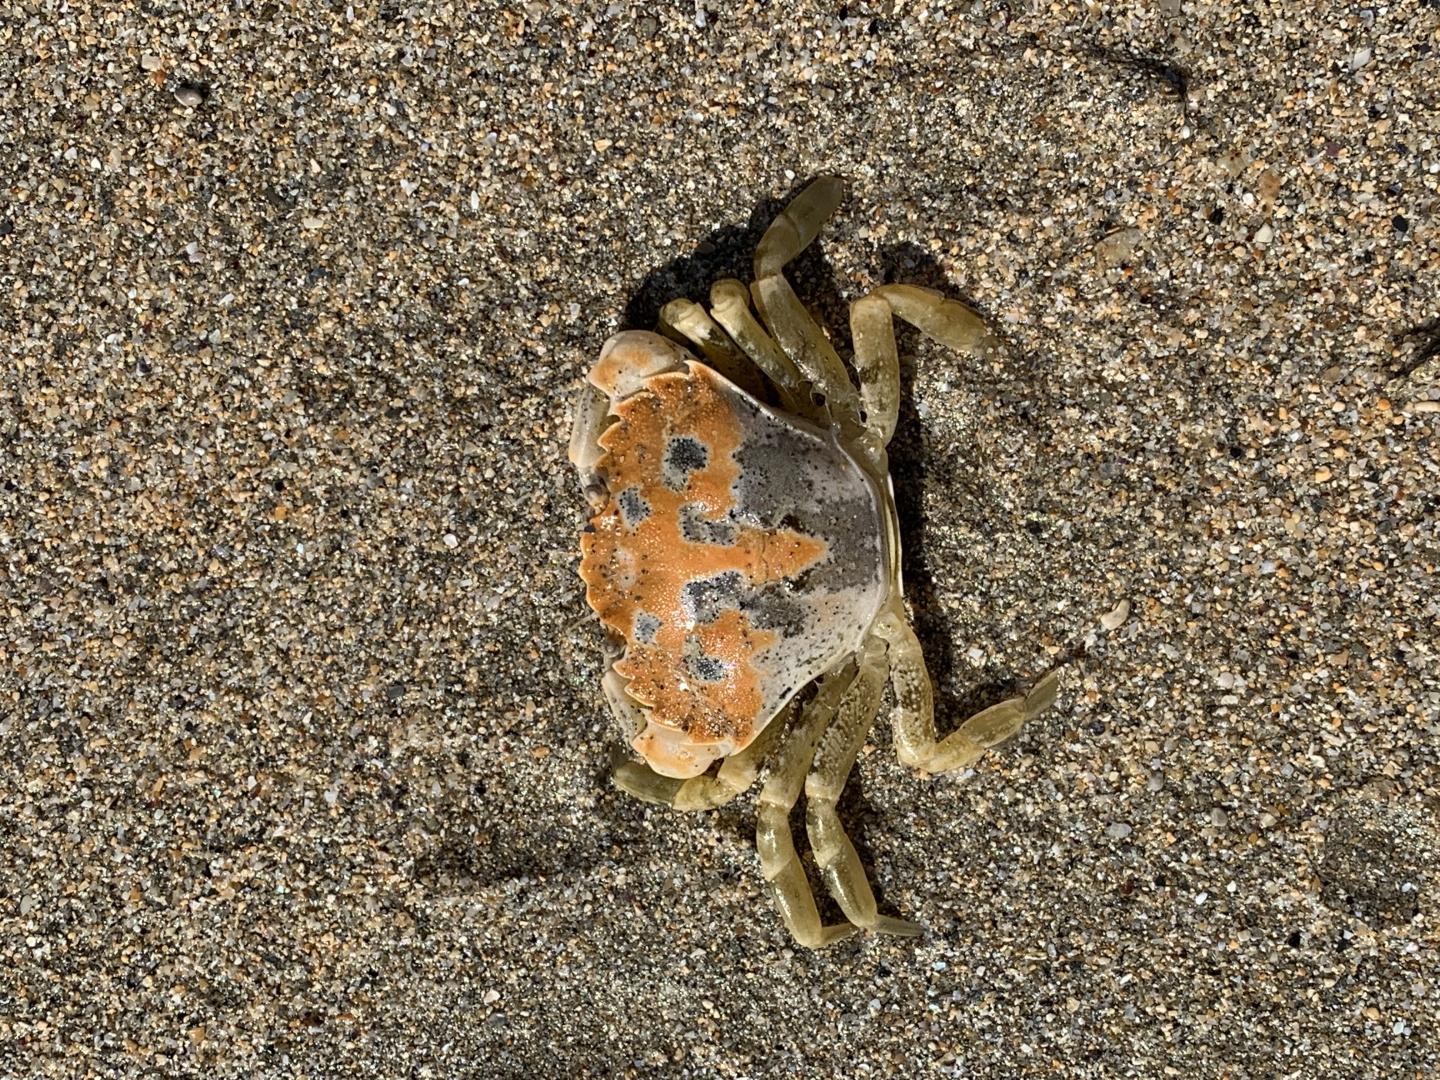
xmin=590 ymin=331 xmax=692 ymax=399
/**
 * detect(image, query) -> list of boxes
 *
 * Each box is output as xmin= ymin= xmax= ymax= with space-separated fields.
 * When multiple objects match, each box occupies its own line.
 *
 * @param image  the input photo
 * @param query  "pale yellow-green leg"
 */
xmin=708 ymin=279 xmax=820 ymax=422
xmin=870 ymin=284 xmax=1003 ymax=360
xmin=752 ymin=176 xmax=863 ymax=430
xmin=756 ymin=662 xmax=860 ymax=948
xmin=848 ymin=294 xmax=901 ymax=446
xmin=754 ymin=174 xmax=847 ymax=278
xmin=613 ymin=699 xmax=795 ymax=811
xmin=658 ymin=297 xmax=768 ymax=400
xmin=872 ymin=608 xmax=1060 ymax=774
xmin=804 ymin=635 xmax=922 ymax=938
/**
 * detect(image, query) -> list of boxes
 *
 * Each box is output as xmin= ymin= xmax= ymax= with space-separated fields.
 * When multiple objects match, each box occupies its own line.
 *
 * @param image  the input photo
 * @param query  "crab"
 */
xmin=568 ymin=176 xmax=1059 ymax=947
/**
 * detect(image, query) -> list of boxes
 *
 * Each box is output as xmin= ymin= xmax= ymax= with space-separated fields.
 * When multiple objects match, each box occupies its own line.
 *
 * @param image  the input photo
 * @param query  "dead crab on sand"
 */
xmin=570 ymin=176 xmax=1059 ymax=947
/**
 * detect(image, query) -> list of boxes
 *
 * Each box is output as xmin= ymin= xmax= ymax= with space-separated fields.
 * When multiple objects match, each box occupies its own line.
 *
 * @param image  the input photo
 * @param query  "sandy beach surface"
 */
xmin=3 ymin=2 xmax=1437 ymax=1076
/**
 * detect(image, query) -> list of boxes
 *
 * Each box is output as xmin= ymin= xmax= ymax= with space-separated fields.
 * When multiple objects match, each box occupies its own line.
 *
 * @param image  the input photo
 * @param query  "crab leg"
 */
xmin=658 ymin=298 xmax=767 ymax=400
xmin=754 ymin=175 xmax=846 ymax=279
xmin=804 ymin=634 xmax=922 ymax=939
xmin=568 ymin=382 xmax=614 ymax=509
xmin=848 ymin=294 xmax=901 ymax=446
xmin=870 ymin=284 xmax=1003 ymax=360
xmin=613 ymin=699 xmax=794 ymax=812
xmin=873 ymin=608 xmax=1059 ymax=774
xmin=600 ymin=668 xmax=647 ymax=744
xmin=756 ymin=662 xmax=860 ymax=948
xmin=752 ymin=176 xmax=863 ymax=430
xmin=708 ymin=279 xmax=818 ymax=420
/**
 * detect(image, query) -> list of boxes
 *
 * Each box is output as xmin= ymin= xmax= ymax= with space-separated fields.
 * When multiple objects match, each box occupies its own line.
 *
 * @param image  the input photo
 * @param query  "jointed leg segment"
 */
xmin=659 ymin=297 xmax=768 ymax=400
xmin=871 ymin=284 xmax=1003 ymax=360
xmin=848 ymin=294 xmax=901 ymax=445
xmin=613 ymin=698 xmax=794 ymax=812
xmin=875 ymin=608 xmax=1059 ymax=774
xmin=756 ymin=663 xmax=860 ymax=948
xmin=567 ymin=382 xmax=613 ymax=508
xmin=708 ymin=278 xmax=818 ymax=421
xmin=752 ymin=177 xmax=864 ymax=430
xmin=805 ymin=635 xmax=922 ymax=938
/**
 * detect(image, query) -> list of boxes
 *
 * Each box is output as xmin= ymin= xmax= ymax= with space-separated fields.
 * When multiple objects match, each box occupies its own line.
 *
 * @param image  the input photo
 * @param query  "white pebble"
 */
xmin=1100 ymin=598 xmax=1130 ymax=631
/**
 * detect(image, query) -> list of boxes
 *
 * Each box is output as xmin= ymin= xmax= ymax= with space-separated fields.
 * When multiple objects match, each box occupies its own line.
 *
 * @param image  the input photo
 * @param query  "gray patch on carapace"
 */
xmin=633 ymin=611 xmax=662 ymax=643
xmin=663 ymin=434 xmax=709 ymax=489
xmin=686 ymin=652 xmax=728 ymax=683
xmin=682 ymin=571 xmax=744 ymax=624
xmin=616 ymin=486 xmax=651 ymax=528
xmin=681 ymin=369 xmax=890 ymax=741
xmin=727 ymin=391 xmax=884 ymax=595
xmin=678 ymin=503 xmax=738 ymax=546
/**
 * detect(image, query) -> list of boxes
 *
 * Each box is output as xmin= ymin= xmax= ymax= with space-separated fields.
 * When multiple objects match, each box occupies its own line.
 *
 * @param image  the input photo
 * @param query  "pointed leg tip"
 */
xmin=789 ymin=922 xmax=861 ymax=949
xmin=819 ymin=923 xmax=861 ymax=947
xmin=1026 ymin=669 xmax=1062 ymax=718
xmin=807 ymin=173 xmax=847 ymax=201
xmin=871 ymin=915 xmax=923 ymax=939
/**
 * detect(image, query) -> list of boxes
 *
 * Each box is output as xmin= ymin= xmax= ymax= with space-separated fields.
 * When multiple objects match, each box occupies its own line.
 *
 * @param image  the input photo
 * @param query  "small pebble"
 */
xmin=1100 ymin=599 xmax=1130 ymax=631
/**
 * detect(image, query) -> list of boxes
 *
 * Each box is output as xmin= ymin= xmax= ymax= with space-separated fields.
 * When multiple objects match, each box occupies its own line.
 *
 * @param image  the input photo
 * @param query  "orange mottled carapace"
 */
xmin=579 ymin=362 xmax=828 ymax=754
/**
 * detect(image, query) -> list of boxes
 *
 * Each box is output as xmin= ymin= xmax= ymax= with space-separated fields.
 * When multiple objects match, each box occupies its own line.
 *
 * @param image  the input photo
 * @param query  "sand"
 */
xmin=2 ymin=2 xmax=1437 ymax=1076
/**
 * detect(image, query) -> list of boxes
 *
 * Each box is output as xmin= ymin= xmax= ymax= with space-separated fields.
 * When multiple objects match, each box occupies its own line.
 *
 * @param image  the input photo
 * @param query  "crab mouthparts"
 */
xmin=632 ymin=720 xmax=731 ymax=779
